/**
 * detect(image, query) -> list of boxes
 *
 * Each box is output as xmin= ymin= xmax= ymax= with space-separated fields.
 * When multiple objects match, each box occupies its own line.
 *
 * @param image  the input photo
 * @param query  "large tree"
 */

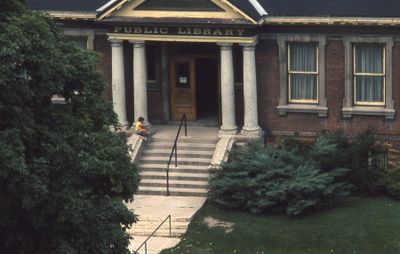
xmin=0 ymin=2 xmax=139 ymax=253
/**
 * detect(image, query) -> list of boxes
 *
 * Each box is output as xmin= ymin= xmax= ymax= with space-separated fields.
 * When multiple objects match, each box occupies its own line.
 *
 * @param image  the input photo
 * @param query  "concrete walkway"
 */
xmin=127 ymin=195 xmax=207 ymax=254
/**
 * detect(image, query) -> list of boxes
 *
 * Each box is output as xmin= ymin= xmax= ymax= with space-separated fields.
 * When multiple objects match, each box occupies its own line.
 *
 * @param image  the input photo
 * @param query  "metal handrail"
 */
xmin=166 ymin=114 xmax=187 ymax=196
xmin=134 ymin=215 xmax=172 ymax=254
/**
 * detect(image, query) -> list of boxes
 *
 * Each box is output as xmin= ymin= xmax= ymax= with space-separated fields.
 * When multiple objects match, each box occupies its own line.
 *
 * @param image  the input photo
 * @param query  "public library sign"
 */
xmin=111 ymin=26 xmax=253 ymax=37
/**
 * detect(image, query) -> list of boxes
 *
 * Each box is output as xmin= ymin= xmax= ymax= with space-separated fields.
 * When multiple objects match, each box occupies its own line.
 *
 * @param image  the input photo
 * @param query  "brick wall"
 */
xmin=256 ymin=37 xmax=400 ymax=145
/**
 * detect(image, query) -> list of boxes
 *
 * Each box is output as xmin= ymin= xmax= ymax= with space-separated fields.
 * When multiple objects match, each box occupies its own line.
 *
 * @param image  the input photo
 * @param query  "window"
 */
xmin=277 ymin=35 xmax=327 ymax=117
xmin=288 ymin=42 xmax=318 ymax=103
xmin=353 ymin=43 xmax=385 ymax=106
xmin=343 ymin=37 xmax=394 ymax=119
xmin=66 ymin=36 xmax=88 ymax=49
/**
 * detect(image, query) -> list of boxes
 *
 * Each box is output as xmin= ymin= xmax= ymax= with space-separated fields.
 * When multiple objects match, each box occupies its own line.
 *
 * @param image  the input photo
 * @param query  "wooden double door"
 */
xmin=170 ymin=56 xmax=219 ymax=121
xmin=170 ymin=57 xmax=197 ymax=121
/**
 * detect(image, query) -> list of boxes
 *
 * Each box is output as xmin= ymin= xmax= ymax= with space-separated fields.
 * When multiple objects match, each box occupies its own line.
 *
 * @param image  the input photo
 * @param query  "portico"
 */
xmin=101 ymin=0 xmax=262 ymax=137
xmin=109 ymin=33 xmax=261 ymax=137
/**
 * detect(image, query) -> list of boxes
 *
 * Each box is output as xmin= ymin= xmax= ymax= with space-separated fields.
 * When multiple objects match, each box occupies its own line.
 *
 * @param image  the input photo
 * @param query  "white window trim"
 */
xmin=277 ymin=35 xmax=328 ymax=117
xmin=343 ymin=36 xmax=394 ymax=119
xmin=64 ymin=28 xmax=95 ymax=50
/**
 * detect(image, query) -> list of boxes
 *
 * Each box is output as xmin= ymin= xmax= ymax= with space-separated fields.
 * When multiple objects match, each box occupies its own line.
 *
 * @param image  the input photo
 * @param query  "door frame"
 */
xmin=169 ymin=53 xmax=221 ymax=123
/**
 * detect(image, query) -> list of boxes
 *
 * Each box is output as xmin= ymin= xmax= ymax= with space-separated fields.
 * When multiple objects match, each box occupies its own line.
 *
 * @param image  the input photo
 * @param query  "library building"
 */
xmin=27 ymin=0 xmax=400 ymax=144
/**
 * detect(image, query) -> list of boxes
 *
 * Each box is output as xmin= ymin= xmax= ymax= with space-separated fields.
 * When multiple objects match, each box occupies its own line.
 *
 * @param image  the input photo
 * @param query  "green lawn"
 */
xmin=161 ymin=197 xmax=400 ymax=254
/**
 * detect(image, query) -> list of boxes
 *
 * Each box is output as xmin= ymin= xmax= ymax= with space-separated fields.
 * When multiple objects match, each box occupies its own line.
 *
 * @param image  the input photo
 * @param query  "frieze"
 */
xmin=111 ymin=26 xmax=253 ymax=37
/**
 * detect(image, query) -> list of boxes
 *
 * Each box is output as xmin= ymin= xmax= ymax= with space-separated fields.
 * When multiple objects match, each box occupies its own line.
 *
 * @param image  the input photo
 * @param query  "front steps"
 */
xmin=137 ymin=136 xmax=217 ymax=197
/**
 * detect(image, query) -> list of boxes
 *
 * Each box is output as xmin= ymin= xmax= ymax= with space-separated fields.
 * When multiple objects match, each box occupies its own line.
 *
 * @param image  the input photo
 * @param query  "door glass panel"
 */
xmin=176 ymin=63 xmax=190 ymax=88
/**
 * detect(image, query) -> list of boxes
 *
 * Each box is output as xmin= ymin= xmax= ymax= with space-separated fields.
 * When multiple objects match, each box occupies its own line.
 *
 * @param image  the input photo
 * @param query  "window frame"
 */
xmin=343 ymin=36 xmax=394 ymax=119
xmin=277 ymin=35 xmax=327 ymax=117
xmin=287 ymin=42 xmax=319 ymax=104
xmin=352 ymin=43 xmax=386 ymax=106
xmin=64 ymin=29 xmax=95 ymax=50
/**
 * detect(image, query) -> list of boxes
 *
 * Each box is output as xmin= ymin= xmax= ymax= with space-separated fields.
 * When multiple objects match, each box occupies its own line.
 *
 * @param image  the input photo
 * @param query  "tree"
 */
xmin=0 ymin=4 xmax=139 ymax=254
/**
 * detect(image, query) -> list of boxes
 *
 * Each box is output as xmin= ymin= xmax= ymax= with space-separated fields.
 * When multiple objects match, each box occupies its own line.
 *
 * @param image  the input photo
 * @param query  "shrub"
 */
xmin=209 ymin=141 xmax=352 ymax=216
xmin=381 ymin=169 xmax=400 ymax=199
xmin=346 ymin=128 xmax=387 ymax=194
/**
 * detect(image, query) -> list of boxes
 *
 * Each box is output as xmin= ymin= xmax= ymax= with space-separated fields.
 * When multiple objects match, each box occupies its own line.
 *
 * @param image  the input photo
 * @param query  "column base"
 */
xmin=241 ymin=126 xmax=263 ymax=138
xmin=218 ymin=126 xmax=238 ymax=137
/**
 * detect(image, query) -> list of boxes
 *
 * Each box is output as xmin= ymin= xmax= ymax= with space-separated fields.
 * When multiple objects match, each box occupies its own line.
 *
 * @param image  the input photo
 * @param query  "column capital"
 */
xmin=109 ymin=39 xmax=123 ymax=47
xmin=240 ymin=41 xmax=258 ymax=51
xmin=217 ymin=42 xmax=233 ymax=50
xmin=129 ymin=40 xmax=146 ymax=48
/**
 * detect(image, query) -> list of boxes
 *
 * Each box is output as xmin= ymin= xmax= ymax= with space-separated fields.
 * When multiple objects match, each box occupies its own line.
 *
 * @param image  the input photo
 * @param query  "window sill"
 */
xmin=277 ymin=104 xmax=328 ymax=117
xmin=342 ymin=106 xmax=395 ymax=119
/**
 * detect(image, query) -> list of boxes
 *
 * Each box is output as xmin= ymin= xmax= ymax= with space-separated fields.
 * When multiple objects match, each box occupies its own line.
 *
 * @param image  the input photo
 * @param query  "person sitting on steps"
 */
xmin=135 ymin=117 xmax=149 ymax=141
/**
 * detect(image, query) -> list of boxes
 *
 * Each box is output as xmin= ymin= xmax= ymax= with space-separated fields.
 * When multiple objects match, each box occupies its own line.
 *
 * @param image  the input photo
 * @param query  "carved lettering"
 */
xmin=236 ymin=29 xmax=245 ymax=36
xmin=111 ymin=26 xmax=249 ymax=37
xmin=160 ymin=27 xmax=168 ymax=34
xmin=178 ymin=27 xmax=187 ymax=35
xmin=193 ymin=28 xmax=202 ymax=35
xmin=124 ymin=27 xmax=132 ymax=33
xmin=144 ymin=27 xmax=153 ymax=34
xmin=225 ymin=29 xmax=234 ymax=36
xmin=213 ymin=29 xmax=223 ymax=36
xmin=113 ymin=27 xmax=122 ymax=33
xmin=202 ymin=28 xmax=212 ymax=35
xmin=134 ymin=27 xmax=142 ymax=34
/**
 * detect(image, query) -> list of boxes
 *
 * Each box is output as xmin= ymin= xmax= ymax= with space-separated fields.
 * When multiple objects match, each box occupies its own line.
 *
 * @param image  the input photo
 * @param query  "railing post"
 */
xmin=145 ymin=242 xmax=147 ymax=254
xmin=184 ymin=115 xmax=187 ymax=137
xmin=166 ymin=169 xmax=170 ymax=196
xmin=175 ymin=145 xmax=178 ymax=167
xmin=169 ymin=215 xmax=172 ymax=237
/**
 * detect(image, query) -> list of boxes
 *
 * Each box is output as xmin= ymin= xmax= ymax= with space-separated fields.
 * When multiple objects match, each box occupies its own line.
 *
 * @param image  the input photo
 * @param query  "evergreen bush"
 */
xmin=209 ymin=141 xmax=352 ymax=216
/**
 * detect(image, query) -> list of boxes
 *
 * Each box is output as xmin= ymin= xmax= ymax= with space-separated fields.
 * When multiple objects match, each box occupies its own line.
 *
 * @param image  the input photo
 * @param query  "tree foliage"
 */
xmin=0 ymin=6 xmax=139 ymax=254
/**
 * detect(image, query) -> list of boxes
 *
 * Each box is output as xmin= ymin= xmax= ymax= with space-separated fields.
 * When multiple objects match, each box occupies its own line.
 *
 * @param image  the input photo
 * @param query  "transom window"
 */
xmin=353 ymin=43 xmax=385 ymax=106
xmin=288 ymin=42 xmax=318 ymax=103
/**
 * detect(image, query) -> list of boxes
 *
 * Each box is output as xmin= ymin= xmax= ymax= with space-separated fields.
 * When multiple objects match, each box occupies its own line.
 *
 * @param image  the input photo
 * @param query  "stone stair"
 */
xmin=137 ymin=136 xmax=217 ymax=197
xmin=129 ymin=216 xmax=190 ymax=237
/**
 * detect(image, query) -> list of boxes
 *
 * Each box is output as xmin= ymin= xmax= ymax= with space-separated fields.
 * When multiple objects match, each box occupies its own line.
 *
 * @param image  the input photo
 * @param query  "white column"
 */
xmin=241 ymin=42 xmax=261 ymax=135
xmin=110 ymin=39 xmax=128 ymax=126
xmin=131 ymin=41 xmax=148 ymax=121
xmin=218 ymin=43 xmax=237 ymax=135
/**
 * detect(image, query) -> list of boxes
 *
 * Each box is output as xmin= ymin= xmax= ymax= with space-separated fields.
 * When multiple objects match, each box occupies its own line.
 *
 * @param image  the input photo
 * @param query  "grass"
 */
xmin=161 ymin=197 xmax=400 ymax=254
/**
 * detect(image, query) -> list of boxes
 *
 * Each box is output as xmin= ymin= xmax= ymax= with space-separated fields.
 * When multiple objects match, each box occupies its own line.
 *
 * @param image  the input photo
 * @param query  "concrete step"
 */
xmin=140 ymin=179 xmax=209 ymax=189
xmin=140 ymin=171 xmax=209 ymax=181
xmin=137 ymin=186 xmax=208 ymax=197
xmin=140 ymin=164 xmax=209 ymax=173
xmin=142 ymin=149 xmax=214 ymax=158
xmin=146 ymin=142 xmax=216 ymax=151
xmin=151 ymin=137 xmax=217 ymax=144
xmin=134 ymin=221 xmax=189 ymax=230
xmin=139 ymin=156 xmax=211 ymax=166
xmin=129 ymin=229 xmax=186 ymax=237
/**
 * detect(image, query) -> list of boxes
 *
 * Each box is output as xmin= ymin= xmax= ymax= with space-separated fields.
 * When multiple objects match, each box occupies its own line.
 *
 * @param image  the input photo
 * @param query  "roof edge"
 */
xmin=45 ymin=11 xmax=97 ymax=20
xmin=97 ymin=0 xmax=118 ymax=12
xmin=248 ymin=0 xmax=268 ymax=17
xmin=262 ymin=16 xmax=400 ymax=26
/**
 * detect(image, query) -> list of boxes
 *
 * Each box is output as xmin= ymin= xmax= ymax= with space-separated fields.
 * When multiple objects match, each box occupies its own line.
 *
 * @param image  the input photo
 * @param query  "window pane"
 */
xmin=355 ymin=44 xmax=384 ymax=74
xmin=289 ymin=43 xmax=317 ymax=72
xmin=290 ymin=74 xmax=317 ymax=101
xmin=176 ymin=63 xmax=190 ymax=88
xmin=355 ymin=76 xmax=384 ymax=102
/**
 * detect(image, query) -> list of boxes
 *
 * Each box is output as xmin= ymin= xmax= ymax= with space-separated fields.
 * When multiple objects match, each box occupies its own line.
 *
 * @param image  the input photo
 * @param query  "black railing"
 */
xmin=134 ymin=215 xmax=172 ymax=254
xmin=166 ymin=114 xmax=187 ymax=196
